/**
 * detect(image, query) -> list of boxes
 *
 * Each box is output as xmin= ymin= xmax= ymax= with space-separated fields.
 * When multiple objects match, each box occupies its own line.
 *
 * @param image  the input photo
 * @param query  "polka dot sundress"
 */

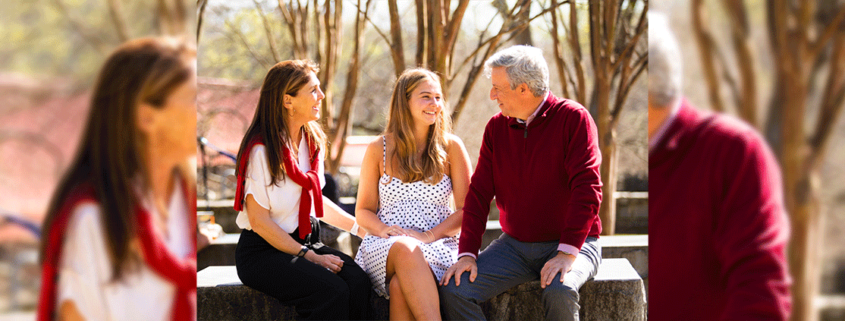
xmin=354 ymin=136 xmax=459 ymax=298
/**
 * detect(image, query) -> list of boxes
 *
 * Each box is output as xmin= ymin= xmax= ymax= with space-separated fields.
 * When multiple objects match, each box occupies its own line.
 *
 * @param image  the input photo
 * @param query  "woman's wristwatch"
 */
xmin=296 ymin=245 xmax=310 ymax=257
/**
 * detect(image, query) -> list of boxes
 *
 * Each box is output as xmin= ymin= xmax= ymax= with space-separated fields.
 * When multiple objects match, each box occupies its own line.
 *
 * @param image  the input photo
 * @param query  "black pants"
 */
xmin=235 ymin=218 xmax=372 ymax=320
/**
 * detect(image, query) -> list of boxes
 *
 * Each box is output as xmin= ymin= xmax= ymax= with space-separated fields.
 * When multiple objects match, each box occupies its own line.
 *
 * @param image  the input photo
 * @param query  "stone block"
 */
xmin=599 ymin=235 xmax=648 ymax=279
xmin=197 ymin=233 xmax=239 ymax=271
xmin=614 ymin=192 xmax=648 ymax=234
xmin=198 ymin=259 xmax=645 ymax=321
xmin=480 ymin=258 xmax=645 ymax=321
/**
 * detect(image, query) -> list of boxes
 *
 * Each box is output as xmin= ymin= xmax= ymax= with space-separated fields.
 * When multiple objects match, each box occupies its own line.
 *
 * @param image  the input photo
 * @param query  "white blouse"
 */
xmin=235 ymin=136 xmax=326 ymax=233
xmin=57 ymin=182 xmax=192 ymax=321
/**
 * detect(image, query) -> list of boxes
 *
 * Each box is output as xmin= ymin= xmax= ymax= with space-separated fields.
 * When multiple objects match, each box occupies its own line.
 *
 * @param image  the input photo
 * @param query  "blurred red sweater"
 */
xmin=649 ymin=99 xmax=791 ymax=320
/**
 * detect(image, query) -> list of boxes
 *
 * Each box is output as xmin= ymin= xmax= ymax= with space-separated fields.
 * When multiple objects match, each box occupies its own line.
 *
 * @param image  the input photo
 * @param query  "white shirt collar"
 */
xmin=516 ymin=91 xmax=550 ymax=126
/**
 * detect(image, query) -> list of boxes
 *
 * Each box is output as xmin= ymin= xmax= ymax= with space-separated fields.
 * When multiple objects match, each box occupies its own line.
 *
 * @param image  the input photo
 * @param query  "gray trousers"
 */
xmin=440 ymin=234 xmax=601 ymax=321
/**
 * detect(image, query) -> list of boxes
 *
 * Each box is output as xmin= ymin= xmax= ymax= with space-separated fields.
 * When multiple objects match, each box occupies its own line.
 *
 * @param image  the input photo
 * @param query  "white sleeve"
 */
xmin=244 ymin=146 xmax=272 ymax=211
xmin=57 ymin=203 xmax=111 ymax=321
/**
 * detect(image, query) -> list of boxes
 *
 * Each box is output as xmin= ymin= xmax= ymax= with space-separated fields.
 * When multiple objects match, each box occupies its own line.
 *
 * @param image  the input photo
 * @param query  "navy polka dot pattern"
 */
xmin=354 ymin=136 xmax=458 ymax=299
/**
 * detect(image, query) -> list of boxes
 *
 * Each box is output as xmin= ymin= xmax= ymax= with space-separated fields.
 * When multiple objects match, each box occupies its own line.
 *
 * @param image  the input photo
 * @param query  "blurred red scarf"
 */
xmin=37 ymin=178 xmax=197 ymax=321
xmin=233 ymin=135 xmax=323 ymax=239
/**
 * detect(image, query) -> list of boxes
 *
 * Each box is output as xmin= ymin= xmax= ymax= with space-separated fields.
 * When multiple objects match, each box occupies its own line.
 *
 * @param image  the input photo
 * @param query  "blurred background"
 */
xmin=1 ymin=0 xmax=649 ymax=318
xmin=194 ymin=0 xmax=648 ymax=317
xmin=653 ymin=1 xmax=845 ymax=320
xmin=0 ymin=0 xmax=194 ymax=318
xmin=195 ymin=0 xmax=647 ymax=232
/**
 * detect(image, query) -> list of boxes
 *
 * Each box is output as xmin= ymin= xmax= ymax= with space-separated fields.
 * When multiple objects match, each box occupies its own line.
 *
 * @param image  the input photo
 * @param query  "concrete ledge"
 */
xmin=197 ymin=234 xmax=239 ymax=271
xmin=598 ymin=234 xmax=648 ymax=279
xmin=198 ymin=226 xmax=359 ymax=270
xmin=198 ymin=259 xmax=645 ymax=321
xmin=480 ymin=258 xmax=645 ymax=321
xmin=200 ymin=197 xmax=648 ymax=235
xmin=197 ymin=266 xmax=389 ymax=321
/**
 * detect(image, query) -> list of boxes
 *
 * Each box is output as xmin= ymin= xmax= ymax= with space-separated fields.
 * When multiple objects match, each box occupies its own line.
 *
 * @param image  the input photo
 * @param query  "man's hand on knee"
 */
xmin=541 ymin=251 xmax=576 ymax=288
xmin=441 ymin=256 xmax=477 ymax=286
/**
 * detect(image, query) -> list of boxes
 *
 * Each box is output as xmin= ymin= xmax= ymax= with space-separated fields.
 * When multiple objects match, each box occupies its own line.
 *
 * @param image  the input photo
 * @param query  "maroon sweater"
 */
xmin=458 ymin=93 xmax=603 ymax=256
xmin=650 ymin=100 xmax=791 ymax=320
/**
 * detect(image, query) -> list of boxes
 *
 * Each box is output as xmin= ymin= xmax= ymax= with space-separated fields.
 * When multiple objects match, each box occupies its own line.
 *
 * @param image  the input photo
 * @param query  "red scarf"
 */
xmin=38 ymin=178 xmax=197 ymax=321
xmin=234 ymin=134 xmax=323 ymax=239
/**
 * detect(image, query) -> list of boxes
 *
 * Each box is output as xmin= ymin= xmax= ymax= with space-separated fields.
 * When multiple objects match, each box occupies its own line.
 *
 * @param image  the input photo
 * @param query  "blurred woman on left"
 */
xmin=36 ymin=37 xmax=197 ymax=321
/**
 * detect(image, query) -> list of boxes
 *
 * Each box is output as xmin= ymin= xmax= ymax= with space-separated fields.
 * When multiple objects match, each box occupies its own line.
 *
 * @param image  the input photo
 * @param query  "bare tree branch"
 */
xmin=609 ymin=3 xmax=645 ymax=72
xmin=388 ymin=0 xmax=406 ymax=76
xmin=278 ymin=0 xmax=306 ymax=59
xmin=452 ymin=1 xmax=567 ymax=79
xmin=611 ymin=52 xmax=647 ymax=127
xmin=569 ymin=1 xmax=587 ymax=103
xmin=723 ymin=0 xmax=758 ymax=125
xmin=156 ymin=0 xmax=188 ymax=36
xmin=51 ymin=0 xmax=110 ymax=54
xmin=107 ymin=0 xmax=130 ymax=42
xmin=223 ymin=18 xmax=272 ymax=70
xmin=197 ymin=0 xmax=208 ymax=42
xmin=810 ymin=4 xmax=845 ymax=60
xmin=328 ymin=0 xmax=371 ymax=174
xmin=415 ymin=0 xmax=427 ymax=67
xmin=808 ymin=32 xmax=845 ymax=170
xmin=692 ymin=0 xmax=727 ymax=112
xmin=549 ymin=0 xmax=570 ymax=98
xmin=253 ymin=0 xmax=281 ymax=63
xmin=354 ymin=5 xmax=391 ymax=48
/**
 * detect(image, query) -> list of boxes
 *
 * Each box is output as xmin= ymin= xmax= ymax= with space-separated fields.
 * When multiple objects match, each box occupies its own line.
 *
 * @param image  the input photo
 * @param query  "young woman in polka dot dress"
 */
xmin=354 ymin=69 xmax=472 ymax=320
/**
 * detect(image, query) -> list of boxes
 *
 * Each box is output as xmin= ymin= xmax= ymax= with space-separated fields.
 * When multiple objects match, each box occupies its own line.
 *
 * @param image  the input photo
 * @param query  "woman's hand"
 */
xmin=407 ymin=230 xmax=435 ymax=244
xmin=376 ymin=225 xmax=409 ymax=239
xmin=304 ymin=251 xmax=344 ymax=274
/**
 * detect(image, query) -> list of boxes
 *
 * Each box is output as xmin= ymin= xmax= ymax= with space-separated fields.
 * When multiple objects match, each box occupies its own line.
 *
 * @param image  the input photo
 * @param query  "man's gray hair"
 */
xmin=484 ymin=45 xmax=549 ymax=97
xmin=648 ymin=12 xmax=682 ymax=108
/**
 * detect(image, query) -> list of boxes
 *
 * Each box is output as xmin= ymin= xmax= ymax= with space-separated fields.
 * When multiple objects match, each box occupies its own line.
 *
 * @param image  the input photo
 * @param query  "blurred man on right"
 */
xmin=648 ymin=12 xmax=792 ymax=320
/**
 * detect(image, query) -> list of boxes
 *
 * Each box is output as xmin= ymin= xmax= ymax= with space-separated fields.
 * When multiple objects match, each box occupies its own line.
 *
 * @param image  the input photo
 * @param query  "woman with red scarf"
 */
xmin=37 ymin=37 xmax=197 ymax=321
xmin=232 ymin=60 xmax=372 ymax=320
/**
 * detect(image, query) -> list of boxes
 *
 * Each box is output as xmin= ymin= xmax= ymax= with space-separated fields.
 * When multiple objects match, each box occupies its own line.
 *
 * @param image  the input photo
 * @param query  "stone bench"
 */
xmin=199 ymin=196 xmax=648 ymax=235
xmin=198 ymin=230 xmax=648 ymax=280
xmin=198 ymin=233 xmax=239 ymax=271
xmin=197 ymin=226 xmax=359 ymax=271
xmin=197 ymin=258 xmax=645 ymax=321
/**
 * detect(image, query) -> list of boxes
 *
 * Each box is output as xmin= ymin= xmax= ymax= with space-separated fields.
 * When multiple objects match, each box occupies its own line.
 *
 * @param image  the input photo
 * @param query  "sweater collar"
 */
xmin=508 ymin=91 xmax=555 ymax=128
xmin=648 ymin=98 xmax=713 ymax=167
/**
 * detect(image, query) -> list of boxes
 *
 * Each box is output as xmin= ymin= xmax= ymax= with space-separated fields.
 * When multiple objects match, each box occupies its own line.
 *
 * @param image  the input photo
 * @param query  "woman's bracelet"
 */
xmin=425 ymin=230 xmax=435 ymax=242
xmin=350 ymin=222 xmax=360 ymax=236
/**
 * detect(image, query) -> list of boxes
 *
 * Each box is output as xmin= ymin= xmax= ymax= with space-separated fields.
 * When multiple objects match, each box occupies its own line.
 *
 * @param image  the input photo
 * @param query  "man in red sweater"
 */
xmin=439 ymin=45 xmax=603 ymax=321
xmin=648 ymin=13 xmax=791 ymax=320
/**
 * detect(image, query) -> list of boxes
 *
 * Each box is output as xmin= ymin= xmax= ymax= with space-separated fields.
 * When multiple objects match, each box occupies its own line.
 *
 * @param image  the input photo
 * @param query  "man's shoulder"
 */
xmin=686 ymin=111 xmax=779 ymax=172
xmin=485 ymin=111 xmax=508 ymax=128
xmin=699 ymin=112 xmax=766 ymax=150
xmin=545 ymin=95 xmax=591 ymax=120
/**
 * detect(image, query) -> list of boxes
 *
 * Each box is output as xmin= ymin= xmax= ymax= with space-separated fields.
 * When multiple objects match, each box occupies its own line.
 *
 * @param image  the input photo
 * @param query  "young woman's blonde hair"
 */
xmin=384 ymin=69 xmax=451 ymax=184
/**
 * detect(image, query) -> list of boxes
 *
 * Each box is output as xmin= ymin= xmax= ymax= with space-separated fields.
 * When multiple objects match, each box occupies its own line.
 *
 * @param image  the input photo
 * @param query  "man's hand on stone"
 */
xmin=441 ymin=256 xmax=477 ymax=286
xmin=541 ymin=251 xmax=576 ymax=288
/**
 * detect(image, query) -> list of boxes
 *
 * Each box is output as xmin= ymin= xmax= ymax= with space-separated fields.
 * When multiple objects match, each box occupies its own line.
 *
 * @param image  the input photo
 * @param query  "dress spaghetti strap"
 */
xmin=382 ymin=136 xmax=387 ymax=176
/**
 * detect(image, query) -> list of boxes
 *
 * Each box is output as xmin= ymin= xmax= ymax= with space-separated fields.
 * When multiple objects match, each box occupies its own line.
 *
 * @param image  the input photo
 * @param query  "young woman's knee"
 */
xmin=389 ymin=238 xmax=424 ymax=259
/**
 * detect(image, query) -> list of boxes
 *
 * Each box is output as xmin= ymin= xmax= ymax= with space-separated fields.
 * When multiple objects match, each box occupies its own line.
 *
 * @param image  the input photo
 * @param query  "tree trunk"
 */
xmin=786 ymin=169 xmax=821 ymax=321
xmin=595 ymin=73 xmax=616 ymax=235
xmin=512 ymin=0 xmax=532 ymax=46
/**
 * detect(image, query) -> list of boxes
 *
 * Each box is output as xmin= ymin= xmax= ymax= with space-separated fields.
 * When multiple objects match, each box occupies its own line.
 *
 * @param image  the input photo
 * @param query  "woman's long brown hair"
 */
xmin=39 ymin=37 xmax=196 ymax=281
xmin=236 ymin=60 xmax=327 ymax=186
xmin=384 ymin=69 xmax=451 ymax=184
